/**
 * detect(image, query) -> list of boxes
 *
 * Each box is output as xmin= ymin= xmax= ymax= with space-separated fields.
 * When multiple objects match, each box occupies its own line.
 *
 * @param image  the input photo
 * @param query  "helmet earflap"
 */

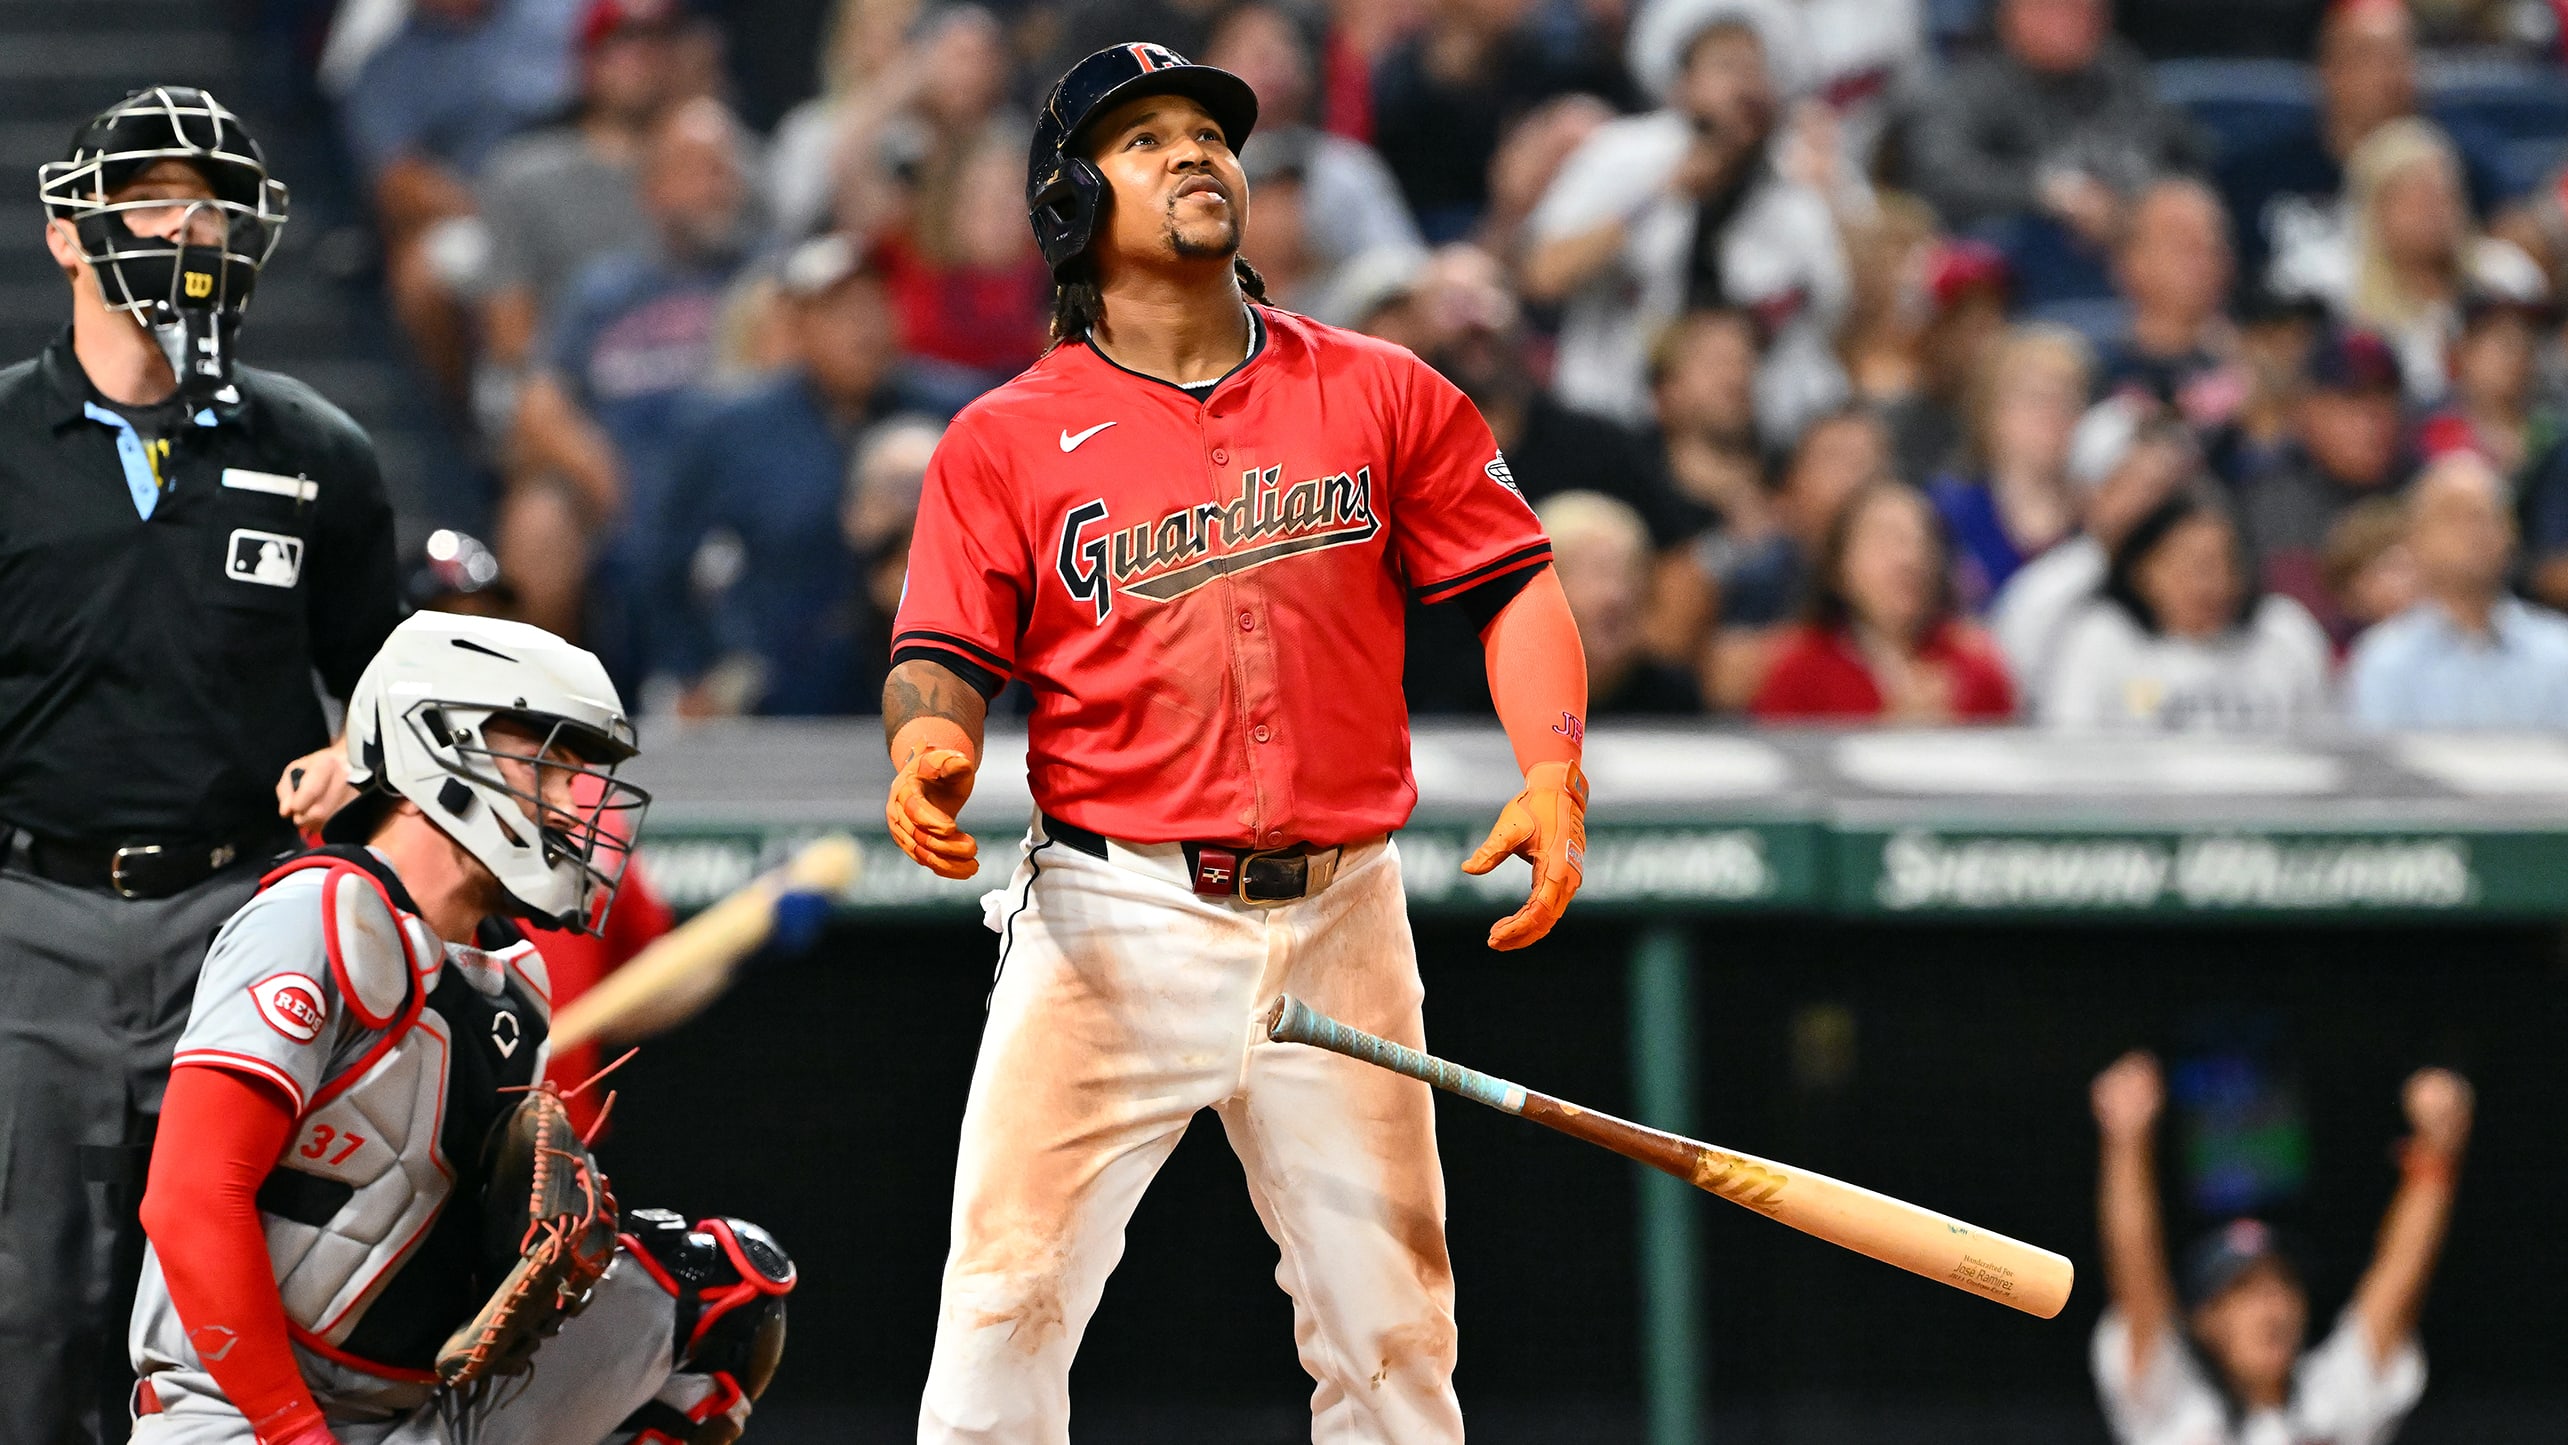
xmin=1028 ymin=150 xmax=1109 ymax=278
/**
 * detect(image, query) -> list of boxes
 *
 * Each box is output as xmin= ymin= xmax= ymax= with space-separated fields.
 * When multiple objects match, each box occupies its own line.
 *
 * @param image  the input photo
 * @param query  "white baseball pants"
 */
xmin=917 ymin=821 xmax=1465 ymax=1444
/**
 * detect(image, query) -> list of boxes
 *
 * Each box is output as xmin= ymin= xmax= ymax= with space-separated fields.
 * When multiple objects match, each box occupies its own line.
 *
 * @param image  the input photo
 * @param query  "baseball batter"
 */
xmin=127 ymin=613 xmax=792 ymax=1444
xmin=883 ymin=43 xmax=1591 ymax=1444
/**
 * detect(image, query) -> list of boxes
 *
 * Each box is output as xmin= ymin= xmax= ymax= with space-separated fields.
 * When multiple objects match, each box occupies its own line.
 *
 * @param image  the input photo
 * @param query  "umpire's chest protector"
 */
xmin=255 ymin=852 xmax=553 ymax=1376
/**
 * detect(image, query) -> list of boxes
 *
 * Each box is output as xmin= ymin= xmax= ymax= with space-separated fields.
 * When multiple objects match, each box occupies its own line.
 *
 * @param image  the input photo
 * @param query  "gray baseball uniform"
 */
xmin=127 ymin=848 xmax=758 ymax=1443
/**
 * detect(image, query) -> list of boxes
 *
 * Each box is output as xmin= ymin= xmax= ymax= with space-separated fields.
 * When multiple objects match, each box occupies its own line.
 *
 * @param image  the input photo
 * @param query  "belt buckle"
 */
xmin=109 ymin=844 xmax=163 ymax=900
xmin=1235 ymin=847 xmax=1308 ymax=908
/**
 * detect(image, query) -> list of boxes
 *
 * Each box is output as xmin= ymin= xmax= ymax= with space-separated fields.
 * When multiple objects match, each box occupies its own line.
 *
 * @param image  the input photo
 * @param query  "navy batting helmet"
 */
xmin=1026 ymin=42 xmax=1258 ymax=279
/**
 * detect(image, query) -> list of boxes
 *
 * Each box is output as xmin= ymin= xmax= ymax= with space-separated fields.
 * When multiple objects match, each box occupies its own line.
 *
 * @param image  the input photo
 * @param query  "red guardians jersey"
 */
xmin=893 ymin=306 xmax=1550 ymax=846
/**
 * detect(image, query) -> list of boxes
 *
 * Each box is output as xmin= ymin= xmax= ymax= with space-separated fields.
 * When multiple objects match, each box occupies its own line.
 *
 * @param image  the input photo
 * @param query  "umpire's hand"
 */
xmin=277 ymin=744 xmax=358 ymax=834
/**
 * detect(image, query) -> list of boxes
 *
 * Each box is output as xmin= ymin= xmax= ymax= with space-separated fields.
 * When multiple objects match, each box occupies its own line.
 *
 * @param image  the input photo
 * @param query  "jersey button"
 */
xmin=1238 ymin=611 xmax=1255 ymax=632
xmin=1252 ymin=724 xmax=1272 ymax=743
xmin=1211 ymin=448 xmax=1228 ymax=465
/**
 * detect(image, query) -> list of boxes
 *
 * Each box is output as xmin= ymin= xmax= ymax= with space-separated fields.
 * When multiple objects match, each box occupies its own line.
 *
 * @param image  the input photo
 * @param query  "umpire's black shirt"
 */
xmin=0 ymin=332 xmax=402 ymax=843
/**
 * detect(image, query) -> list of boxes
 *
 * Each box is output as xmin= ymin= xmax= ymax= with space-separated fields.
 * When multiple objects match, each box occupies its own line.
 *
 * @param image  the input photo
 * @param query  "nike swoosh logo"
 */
xmin=1060 ymin=422 xmax=1116 ymax=452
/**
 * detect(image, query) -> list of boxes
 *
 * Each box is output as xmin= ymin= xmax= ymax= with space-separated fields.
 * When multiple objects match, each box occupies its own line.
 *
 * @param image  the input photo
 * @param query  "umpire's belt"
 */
xmin=1039 ymin=812 xmax=1360 ymax=906
xmin=4 ymin=826 xmax=280 ymax=900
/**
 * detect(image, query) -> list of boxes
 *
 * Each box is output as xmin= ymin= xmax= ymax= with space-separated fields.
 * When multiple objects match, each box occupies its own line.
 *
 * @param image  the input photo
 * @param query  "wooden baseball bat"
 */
xmin=549 ymin=834 xmax=861 ymax=1051
xmin=1265 ymin=995 xmax=2073 ymax=1319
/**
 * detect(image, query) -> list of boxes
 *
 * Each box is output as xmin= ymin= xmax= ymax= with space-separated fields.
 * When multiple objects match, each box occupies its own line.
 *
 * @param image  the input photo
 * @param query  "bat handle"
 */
xmin=1266 ymin=995 xmax=1527 ymax=1115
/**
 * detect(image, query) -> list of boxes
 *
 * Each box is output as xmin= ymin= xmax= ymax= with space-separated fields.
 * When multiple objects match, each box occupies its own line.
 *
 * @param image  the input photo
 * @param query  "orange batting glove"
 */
xmin=1462 ymin=759 xmax=1588 ymax=950
xmin=887 ymin=718 xmax=980 ymax=880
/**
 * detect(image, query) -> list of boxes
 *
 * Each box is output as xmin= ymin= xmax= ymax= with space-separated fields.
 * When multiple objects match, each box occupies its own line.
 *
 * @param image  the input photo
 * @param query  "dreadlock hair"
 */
xmin=1047 ymin=254 xmax=1273 ymax=348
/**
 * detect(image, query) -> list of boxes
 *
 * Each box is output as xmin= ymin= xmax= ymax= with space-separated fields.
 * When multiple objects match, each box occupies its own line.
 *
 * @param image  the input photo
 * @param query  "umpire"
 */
xmin=0 ymin=88 xmax=400 ymax=1442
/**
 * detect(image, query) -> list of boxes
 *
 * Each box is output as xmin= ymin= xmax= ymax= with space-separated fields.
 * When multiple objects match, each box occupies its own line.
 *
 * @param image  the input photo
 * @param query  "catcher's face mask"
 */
xmin=435 ymin=709 xmax=650 ymax=936
xmin=39 ymin=87 xmax=288 ymax=405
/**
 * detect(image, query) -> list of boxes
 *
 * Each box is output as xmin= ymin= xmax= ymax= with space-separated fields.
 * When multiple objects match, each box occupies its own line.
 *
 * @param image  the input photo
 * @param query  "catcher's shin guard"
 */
xmin=620 ymin=1209 xmax=795 ymax=1443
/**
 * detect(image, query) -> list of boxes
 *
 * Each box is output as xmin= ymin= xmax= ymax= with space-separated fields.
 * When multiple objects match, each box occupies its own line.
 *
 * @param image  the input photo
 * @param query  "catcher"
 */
xmin=127 ymin=612 xmax=794 ymax=1444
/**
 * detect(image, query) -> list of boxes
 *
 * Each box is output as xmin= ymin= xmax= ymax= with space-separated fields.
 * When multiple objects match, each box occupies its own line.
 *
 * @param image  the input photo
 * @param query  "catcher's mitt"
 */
xmin=435 ymin=1082 xmax=620 ymax=1391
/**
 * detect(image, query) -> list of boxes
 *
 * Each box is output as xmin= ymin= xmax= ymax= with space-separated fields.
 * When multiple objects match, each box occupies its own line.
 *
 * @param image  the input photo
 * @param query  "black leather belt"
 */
xmin=1040 ymin=813 xmax=1352 ymax=905
xmin=8 ymin=828 xmax=280 ymax=900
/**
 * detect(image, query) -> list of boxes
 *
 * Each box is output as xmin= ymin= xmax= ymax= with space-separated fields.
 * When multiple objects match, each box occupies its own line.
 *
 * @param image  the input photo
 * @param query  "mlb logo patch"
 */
xmin=250 ymin=973 xmax=329 ymax=1043
xmin=226 ymin=528 xmax=303 ymax=588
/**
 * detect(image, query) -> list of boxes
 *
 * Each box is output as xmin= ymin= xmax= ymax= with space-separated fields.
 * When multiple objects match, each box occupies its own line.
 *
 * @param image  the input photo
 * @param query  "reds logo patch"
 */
xmin=250 ymin=973 xmax=328 ymax=1043
xmin=1056 ymin=464 xmax=1380 ymax=622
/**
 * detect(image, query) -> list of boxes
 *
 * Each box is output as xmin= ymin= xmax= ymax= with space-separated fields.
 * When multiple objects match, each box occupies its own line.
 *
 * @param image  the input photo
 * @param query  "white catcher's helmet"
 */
xmin=332 ymin=613 xmax=648 ymax=934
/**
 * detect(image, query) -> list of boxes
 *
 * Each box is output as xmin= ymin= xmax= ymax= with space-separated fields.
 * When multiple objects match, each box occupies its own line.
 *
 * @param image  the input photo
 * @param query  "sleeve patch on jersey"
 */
xmin=1485 ymin=453 xmax=1522 ymax=497
xmin=249 ymin=973 xmax=330 ymax=1043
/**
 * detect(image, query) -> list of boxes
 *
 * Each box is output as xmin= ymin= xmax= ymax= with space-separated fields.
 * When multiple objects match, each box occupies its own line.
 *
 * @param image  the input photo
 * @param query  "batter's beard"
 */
xmin=1165 ymin=211 xmax=1241 ymax=261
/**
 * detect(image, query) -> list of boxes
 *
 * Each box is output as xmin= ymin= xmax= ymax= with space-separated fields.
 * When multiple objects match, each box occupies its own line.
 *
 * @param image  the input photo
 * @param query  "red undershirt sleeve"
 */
xmin=1479 ymin=566 xmax=1588 ymax=774
xmin=141 ymin=1064 xmax=331 ymax=1444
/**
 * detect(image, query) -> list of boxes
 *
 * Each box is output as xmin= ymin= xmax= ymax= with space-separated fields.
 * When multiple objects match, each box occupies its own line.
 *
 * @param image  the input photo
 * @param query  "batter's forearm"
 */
xmin=884 ymin=658 xmax=990 ymax=765
xmin=1480 ymin=566 xmax=1587 ymax=773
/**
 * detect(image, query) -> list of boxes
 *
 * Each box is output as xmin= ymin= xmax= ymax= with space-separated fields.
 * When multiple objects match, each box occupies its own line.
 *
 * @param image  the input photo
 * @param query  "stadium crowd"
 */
xmin=320 ymin=0 xmax=2568 ymax=729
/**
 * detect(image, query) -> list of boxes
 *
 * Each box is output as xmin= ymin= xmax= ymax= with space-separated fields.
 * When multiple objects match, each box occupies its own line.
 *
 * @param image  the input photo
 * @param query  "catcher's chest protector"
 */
xmin=255 ymin=850 xmax=554 ymax=1373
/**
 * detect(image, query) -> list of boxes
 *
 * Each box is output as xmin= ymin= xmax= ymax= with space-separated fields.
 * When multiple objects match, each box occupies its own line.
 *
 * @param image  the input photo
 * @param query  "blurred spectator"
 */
xmin=2236 ymin=326 xmax=2410 ymax=631
xmin=1838 ymin=194 xmax=1941 ymax=406
xmin=842 ymin=419 xmax=945 ymax=709
xmin=2349 ymin=452 xmax=2568 ymax=727
xmin=1523 ymin=12 xmax=1849 ymax=436
xmin=1479 ymin=94 xmax=1617 ymax=262
xmin=1878 ymin=237 xmax=2015 ymax=488
xmin=2320 ymin=494 xmax=2422 ymax=633
xmin=1698 ymin=402 xmax=1896 ymax=709
xmin=503 ymin=97 xmax=758 ymax=662
xmin=2416 ymin=287 xmax=2563 ymax=478
xmin=2491 ymin=159 xmax=2568 ymax=304
xmin=1539 ymin=492 xmax=1709 ymax=714
xmin=1750 ymin=480 xmax=2016 ymax=721
xmin=1625 ymin=0 xmax=1933 ymax=186
xmin=2219 ymin=0 xmax=2512 ymax=287
xmin=840 ymin=8 xmax=1049 ymax=383
xmin=655 ymin=236 xmax=956 ymax=717
xmin=1373 ymin=0 xmax=1636 ymax=242
xmin=2042 ymin=493 xmax=2332 ymax=732
xmin=2207 ymin=285 xmax=2331 ymax=483
xmin=1241 ymin=132 xmax=1327 ymax=314
xmin=1206 ymin=3 xmax=1424 ymax=304
xmin=2088 ymin=1053 xmax=2466 ymax=1445
xmin=767 ymin=0 xmax=924 ymax=240
xmin=1652 ymin=308 xmax=1766 ymax=528
xmin=2100 ymin=178 xmax=2250 ymax=433
xmin=1991 ymin=396 xmax=2200 ymax=708
xmin=1411 ymin=246 xmax=1704 ymax=545
xmin=475 ymin=0 xmax=695 ymax=427
xmin=339 ymin=0 xmax=587 ymax=401
xmin=1929 ymin=323 xmax=2091 ymax=610
xmin=2272 ymin=117 xmax=2548 ymax=403
xmin=1703 ymin=401 xmax=1891 ymax=634
xmin=1899 ymin=0 xmax=2202 ymax=301
xmin=1396 ymin=246 xmax=1709 ymax=708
